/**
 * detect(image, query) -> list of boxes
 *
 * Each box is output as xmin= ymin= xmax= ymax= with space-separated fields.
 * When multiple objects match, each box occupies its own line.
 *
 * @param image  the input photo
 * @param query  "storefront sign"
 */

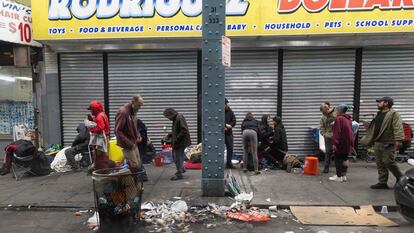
xmin=32 ymin=0 xmax=414 ymax=40
xmin=0 ymin=0 xmax=41 ymax=46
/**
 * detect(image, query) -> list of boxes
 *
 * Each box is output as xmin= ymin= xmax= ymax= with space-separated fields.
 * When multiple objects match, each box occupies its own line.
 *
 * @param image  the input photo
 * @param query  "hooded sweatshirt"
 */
xmin=241 ymin=115 xmax=259 ymax=134
xmin=164 ymin=108 xmax=191 ymax=149
xmin=89 ymin=101 xmax=110 ymax=136
xmin=72 ymin=123 xmax=90 ymax=151
xmin=332 ymin=114 xmax=354 ymax=154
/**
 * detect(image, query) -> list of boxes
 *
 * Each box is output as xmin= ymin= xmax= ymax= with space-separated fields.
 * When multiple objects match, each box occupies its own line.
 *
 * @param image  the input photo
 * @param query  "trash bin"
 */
xmin=92 ymin=168 xmax=144 ymax=233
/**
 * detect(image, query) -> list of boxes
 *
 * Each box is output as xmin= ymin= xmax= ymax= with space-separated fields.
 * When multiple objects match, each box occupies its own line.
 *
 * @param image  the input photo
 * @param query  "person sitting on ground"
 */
xmin=258 ymin=114 xmax=276 ymax=167
xmin=241 ymin=112 xmax=260 ymax=175
xmin=330 ymin=104 xmax=354 ymax=183
xmin=64 ymin=123 xmax=90 ymax=171
xmin=272 ymin=116 xmax=288 ymax=166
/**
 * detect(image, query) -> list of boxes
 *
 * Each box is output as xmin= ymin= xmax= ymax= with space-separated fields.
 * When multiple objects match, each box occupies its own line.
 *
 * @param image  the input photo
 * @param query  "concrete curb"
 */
xmin=0 ymin=203 xmax=399 ymax=213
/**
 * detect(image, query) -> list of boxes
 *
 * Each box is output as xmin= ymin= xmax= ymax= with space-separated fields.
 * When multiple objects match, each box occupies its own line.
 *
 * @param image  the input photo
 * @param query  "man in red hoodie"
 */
xmin=87 ymin=101 xmax=110 ymax=170
xmin=330 ymin=104 xmax=354 ymax=183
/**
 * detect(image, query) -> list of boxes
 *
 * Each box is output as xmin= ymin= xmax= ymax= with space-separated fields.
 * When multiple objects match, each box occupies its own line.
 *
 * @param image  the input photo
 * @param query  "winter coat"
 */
xmin=71 ymin=123 xmax=90 ymax=152
xmin=225 ymin=107 xmax=236 ymax=136
xmin=115 ymin=103 xmax=140 ymax=150
xmin=361 ymin=109 xmax=404 ymax=147
xmin=319 ymin=109 xmax=335 ymax=138
xmin=259 ymin=115 xmax=274 ymax=144
xmin=273 ymin=125 xmax=288 ymax=152
xmin=332 ymin=114 xmax=354 ymax=154
xmin=137 ymin=119 xmax=148 ymax=158
xmin=89 ymin=101 xmax=110 ymax=136
xmin=241 ymin=116 xmax=259 ymax=135
xmin=164 ymin=108 xmax=192 ymax=149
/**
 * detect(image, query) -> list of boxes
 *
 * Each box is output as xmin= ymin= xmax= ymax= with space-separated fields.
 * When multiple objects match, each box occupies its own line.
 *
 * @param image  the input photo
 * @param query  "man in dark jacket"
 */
xmin=330 ymin=104 xmax=354 ymax=183
xmin=115 ymin=95 xmax=143 ymax=172
xmin=163 ymin=108 xmax=191 ymax=180
xmin=273 ymin=116 xmax=288 ymax=164
xmin=65 ymin=123 xmax=90 ymax=170
xmin=225 ymin=98 xmax=236 ymax=169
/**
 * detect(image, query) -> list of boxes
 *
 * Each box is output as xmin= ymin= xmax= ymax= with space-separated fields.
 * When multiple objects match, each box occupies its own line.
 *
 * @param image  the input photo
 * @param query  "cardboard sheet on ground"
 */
xmin=290 ymin=206 xmax=398 ymax=227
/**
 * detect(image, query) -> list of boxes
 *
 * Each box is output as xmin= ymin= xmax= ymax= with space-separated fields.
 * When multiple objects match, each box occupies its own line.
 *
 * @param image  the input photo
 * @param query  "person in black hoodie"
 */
xmin=259 ymin=115 xmax=276 ymax=167
xmin=65 ymin=123 xmax=90 ymax=171
xmin=163 ymin=108 xmax=192 ymax=181
xmin=273 ymin=116 xmax=288 ymax=164
xmin=241 ymin=112 xmax=260 ymax=175
xmin=225 ymin=98 xmax=236 ymax=169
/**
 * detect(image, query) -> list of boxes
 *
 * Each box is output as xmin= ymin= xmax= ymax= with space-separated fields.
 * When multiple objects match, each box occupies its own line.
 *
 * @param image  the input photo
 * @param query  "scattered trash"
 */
xmin=266 ymin=198 xmax=271 ymax=202
xmin=270 ymin=215 xmax=278 ymax=218
xmin=408 ymin=159 xmax=414 ymax=166
xmin=87 ymin=212 xmax=99 ymax=231
xmin=235 ymin=192 xmax=254 ymax=203
xmin=28 ymin=205 xmax=31 ymax=210
xmin=75 ymin=211 xmax=81 ymax=216
xmin=285 ymin=231 xmax=294 ymax=233
xmin=381 ymin=206 xmax=388 ymax=214
xmin=139 ymin=198 xmax=271 ymax=232
xmin=318 ymin=231 xmax=330 ymax=233
xmin=226 ymin=171 xmax=242 ymax=196
xmin=142 ymin=202 xmax=157 ymax=210
xmin=206 ymin=223 xmax=217 ymax=229
xmin=171 ymin=200 xmax=189 ymax=213
xmin=173 ymin=197 xmax=182 ymax=200
xmin=227 ymin=210 xmax=270 ymax=222
xmin=269 ymin=206 xmax=277 ymax=211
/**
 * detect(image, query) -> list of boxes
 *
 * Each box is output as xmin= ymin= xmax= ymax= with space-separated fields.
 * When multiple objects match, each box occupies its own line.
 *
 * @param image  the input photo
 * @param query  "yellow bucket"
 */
xmin=109 ymin=139 xmax=123 ymax=163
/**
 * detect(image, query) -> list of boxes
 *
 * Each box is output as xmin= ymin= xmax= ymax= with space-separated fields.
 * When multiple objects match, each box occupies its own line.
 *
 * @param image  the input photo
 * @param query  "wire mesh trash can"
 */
xmin=92 ymin=168 xmax=144 ymax=233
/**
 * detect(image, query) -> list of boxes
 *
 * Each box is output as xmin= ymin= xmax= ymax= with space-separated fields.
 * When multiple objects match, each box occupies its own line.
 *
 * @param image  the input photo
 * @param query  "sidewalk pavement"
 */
xmin=0 ymin=161 xmax=412 ymax=209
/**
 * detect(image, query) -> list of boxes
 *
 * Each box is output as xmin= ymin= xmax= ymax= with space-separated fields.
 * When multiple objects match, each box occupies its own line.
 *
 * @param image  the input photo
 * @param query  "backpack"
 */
xmin=14 ymin=140 xmax=36 ymax=158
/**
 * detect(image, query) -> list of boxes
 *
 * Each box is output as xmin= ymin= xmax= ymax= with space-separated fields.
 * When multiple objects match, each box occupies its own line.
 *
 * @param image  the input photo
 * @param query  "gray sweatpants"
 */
xmin=242 ymin=129 xmax=258 ymax=172
xmin=173 ymin=147 xmax=185 ymax=176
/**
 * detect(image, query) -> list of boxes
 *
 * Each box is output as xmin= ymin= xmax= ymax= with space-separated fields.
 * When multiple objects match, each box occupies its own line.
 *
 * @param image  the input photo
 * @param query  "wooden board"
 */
xmin=290 ymin=205 xmax=398 ymax=227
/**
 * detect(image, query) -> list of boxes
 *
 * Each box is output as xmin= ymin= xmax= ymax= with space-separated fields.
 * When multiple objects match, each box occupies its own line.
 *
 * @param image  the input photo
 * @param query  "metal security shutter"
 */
xmin=360 ymin=47 xmax=414 ymax=145
xmin=108 ymin=52 xmax=198 ymax=152
xmin=60 ymin=53 xmax=104 ymax=146
xmin=283 ymin=49 xmax=356 ymax=158
xmin=225 ymin=50 xmax=278 ymax=157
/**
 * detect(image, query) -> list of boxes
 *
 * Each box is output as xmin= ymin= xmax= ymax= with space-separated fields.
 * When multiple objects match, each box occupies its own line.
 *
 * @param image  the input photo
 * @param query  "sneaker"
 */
xmin=329 ymin=175 xmax=343 ymax=182
xmin=329 ymin=175 xmax=339 ymax=181
xmin=329 ymin=176 xmax=343 ymax=182
xmin=342 ymin=176 xmax=347 ymax=182
xmin=170 ymin=175 xmax=183 ymax=181
xmin=370 ymin=183 xmax=389 ymax=189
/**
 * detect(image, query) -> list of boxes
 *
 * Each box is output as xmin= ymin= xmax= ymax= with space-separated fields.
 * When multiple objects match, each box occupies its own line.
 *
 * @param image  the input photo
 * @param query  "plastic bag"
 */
xmin=226 ymin=211 xmax=270 ymax=222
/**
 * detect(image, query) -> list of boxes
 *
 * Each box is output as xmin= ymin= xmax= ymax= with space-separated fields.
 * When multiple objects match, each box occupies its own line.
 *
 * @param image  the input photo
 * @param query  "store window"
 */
xmin=0 ymin=66 xmax=33 ymax=135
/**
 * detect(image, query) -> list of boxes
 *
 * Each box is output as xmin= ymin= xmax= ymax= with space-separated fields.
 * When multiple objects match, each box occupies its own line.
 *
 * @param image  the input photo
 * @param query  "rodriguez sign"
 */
xmin=32 ymin=0 xmax=414 ymax=40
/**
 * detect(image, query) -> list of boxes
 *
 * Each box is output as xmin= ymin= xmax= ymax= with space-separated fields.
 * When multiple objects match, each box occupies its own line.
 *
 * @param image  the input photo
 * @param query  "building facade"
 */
xmin=32 ymin=0 xmax=414 ymax=157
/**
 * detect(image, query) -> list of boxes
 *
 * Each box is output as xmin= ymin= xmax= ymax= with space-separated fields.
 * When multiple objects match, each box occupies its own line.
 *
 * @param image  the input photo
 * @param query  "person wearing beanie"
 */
xmin=329 ymin=104 xmax=354 ymax=183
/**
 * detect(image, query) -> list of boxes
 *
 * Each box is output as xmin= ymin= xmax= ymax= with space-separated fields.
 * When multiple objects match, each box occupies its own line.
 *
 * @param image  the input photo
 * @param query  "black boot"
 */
xmin=370 ymin=183 xmax=389 ymax=189
xmin=323 ymin=166 xmax=329 ymax=173
xmin=1 ymin=168 xmax=10 ymax=176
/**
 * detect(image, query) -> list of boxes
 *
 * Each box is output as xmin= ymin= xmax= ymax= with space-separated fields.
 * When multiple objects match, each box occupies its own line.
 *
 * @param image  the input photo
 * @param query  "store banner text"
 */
xmin=32 ymin=0 xmax=414 ymax=40
xmin=1 ymin=0 xmax=41 ymax=46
